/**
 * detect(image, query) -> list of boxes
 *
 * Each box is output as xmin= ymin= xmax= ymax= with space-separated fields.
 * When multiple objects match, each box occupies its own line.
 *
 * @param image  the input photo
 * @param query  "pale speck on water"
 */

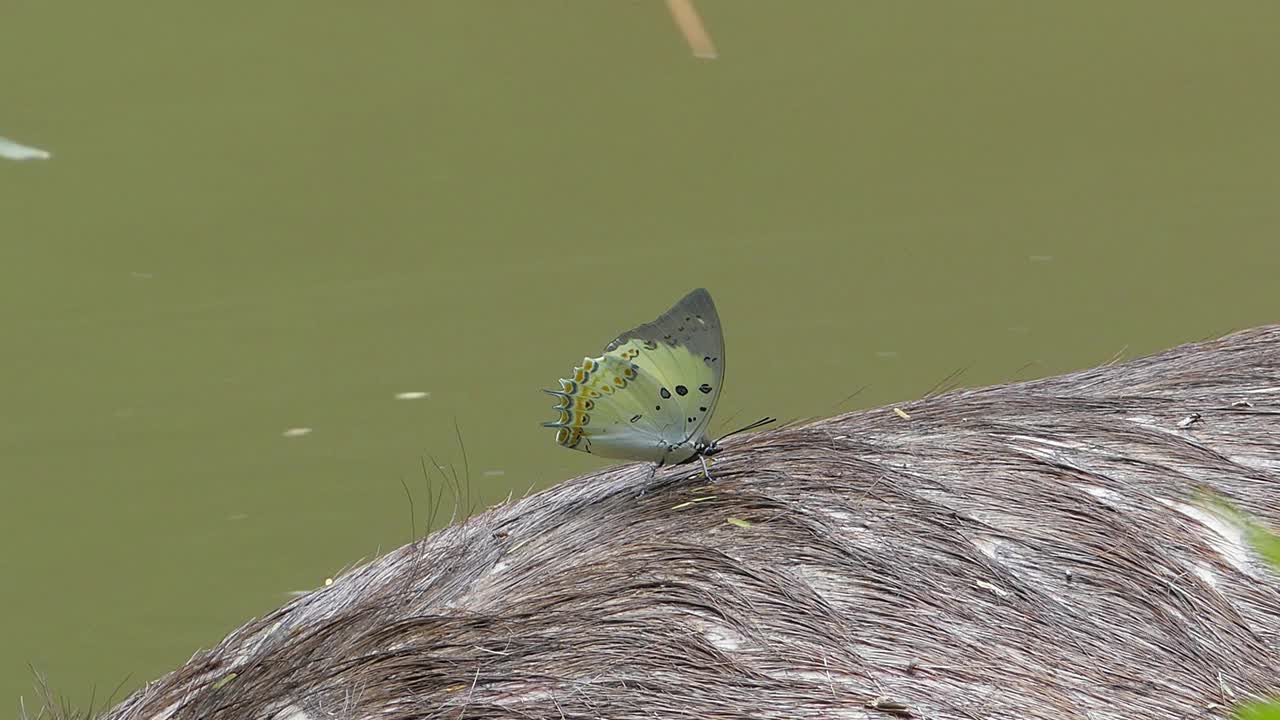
xmin=483 ymin=470 xmax=506 ymax=478
xmin=0 ymin=135 xmax=51 ymax=160
xmin=228 ymin=513 xmax=249 ymax=521
xmin=875 ymin=351 xmax=899 ymax=359
xmin=1029 ymin=255 xmax=1055 ymax=263
xmin=282 ymin=428 xmax=313 ymax=438
xmin=394 ymin=391 xmax=431 ymax=400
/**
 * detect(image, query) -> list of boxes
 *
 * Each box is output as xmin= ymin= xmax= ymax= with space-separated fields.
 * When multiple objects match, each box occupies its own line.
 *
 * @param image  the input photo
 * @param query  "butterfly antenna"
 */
xmin=716 ymin=416 xmax=777 ymax=443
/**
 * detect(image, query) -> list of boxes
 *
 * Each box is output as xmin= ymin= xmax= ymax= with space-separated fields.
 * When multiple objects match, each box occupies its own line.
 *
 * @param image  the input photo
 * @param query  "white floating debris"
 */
xmin=395 ymin=391 xmax=431 ymax=400
xmin=875 ymin=351 xmax=899 ymax=359
xmin=131 ymin=271 xmax=154 ymax=279
xmin=0 ymin=135 xmax=52 ymax=161
xmin=282 ymin=427 xmax=313 ymax=438
xmin=483 ymin=469 xmax=506 ymax=478
xmin=1029 ymin=255 xmax=1055 ymax=263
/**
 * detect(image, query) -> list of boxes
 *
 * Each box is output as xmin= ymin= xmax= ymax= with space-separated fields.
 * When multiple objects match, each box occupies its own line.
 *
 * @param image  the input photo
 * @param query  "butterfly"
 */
xmin=543 ymin=288 xmax=770 ymax=478
xmin=540 ymin=285 xmax=768 ymax=476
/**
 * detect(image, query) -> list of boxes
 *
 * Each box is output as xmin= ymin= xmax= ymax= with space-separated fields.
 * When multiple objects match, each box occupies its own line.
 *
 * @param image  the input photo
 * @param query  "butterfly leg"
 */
xmin=636 ymin=460 xmax=662 ymax=497
xmin=697 ymin=452 xmax=714 ymax=481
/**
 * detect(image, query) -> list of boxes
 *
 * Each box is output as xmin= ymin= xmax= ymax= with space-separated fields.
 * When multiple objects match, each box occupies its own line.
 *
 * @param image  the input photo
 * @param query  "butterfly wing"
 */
xmin=544 ymin=288 xmax=727 ymax=464
xmin=543 ymin=353 xmax=685 ymax=461
xmin=605 ymin=289 xmax=725 ymax=458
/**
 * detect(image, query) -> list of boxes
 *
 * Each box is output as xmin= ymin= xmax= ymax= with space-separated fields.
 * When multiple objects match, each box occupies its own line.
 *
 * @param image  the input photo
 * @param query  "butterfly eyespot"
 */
xmin=560 ymin=379 xmax=577 ymax=393
xmin=554 ymin=409 xmax=571 ymax=424
xmin=555 ymin=428 xmax=570 ymax=445
xmin=655 ymin=405 xmax=661 ymax=411
xmin=573 ymin=368 xmax=587 ymax=382
xmin=699 ymin=406 xmax=707 ymax=412
xmin=675 ymin=385 xmax=688 ymax=396
xmin=587 ymin=390 xmax=601 ymax=398
xmin=600 ymin=385 xmax=613 ymax=394
xmin=623 ymin=367 xmax=636 ymax=379
xmin=660 ymin=388 xmax=671 ymax=399
xmin=583 ymin=358 xmax=597 ymax=372
xmin=580 ymin=413 xmax=590 ymax=426
xmin=699 ymin=383 xmax=712 ymax=394
xmin=583 ymin=399 xmax=594 ymax=410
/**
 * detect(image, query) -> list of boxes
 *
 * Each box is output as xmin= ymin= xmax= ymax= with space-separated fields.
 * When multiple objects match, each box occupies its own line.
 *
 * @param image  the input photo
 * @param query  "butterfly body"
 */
xmin=544 ymin=288 xmax=725 ymax=468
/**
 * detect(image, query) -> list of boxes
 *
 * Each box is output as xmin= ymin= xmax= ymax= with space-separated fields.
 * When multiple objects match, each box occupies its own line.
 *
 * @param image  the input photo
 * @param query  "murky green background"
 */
xmin=3 ymin=1 xmax=1277 ymax=712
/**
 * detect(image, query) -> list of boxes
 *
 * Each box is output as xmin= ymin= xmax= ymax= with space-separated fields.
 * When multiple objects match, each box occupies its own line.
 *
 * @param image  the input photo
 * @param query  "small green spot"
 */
xmin=726 ymin=517 xmax=753 ymax=528
xmin=212 ymin=672 xmax=237 ymax=690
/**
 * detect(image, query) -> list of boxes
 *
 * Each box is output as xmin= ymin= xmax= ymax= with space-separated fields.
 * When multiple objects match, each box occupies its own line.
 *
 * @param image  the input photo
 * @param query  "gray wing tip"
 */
xmin=604 ymin=287 xmax=721 ymax=350
xmin=674 ymin=286 xmax=714 ymax=308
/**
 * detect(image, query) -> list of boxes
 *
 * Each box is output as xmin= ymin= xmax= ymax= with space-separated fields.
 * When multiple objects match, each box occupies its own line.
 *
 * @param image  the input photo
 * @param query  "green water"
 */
xmin=2 ymin=2 xmax=1277 ymax=712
